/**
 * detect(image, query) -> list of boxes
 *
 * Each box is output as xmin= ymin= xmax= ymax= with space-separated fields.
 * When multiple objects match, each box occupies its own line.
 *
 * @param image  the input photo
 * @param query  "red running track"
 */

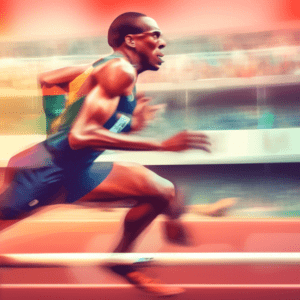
xmin=0 ymin=205 xmax=300 ymax=299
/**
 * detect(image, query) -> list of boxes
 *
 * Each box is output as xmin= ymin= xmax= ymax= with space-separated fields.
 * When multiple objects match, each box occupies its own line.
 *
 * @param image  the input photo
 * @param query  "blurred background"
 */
xmin=0 ymin=0 xmax=300 ymax=216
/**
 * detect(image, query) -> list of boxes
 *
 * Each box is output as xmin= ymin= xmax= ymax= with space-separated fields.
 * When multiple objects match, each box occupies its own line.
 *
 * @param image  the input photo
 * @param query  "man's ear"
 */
xmin=124 ymin=35 xmax=136 ymax=48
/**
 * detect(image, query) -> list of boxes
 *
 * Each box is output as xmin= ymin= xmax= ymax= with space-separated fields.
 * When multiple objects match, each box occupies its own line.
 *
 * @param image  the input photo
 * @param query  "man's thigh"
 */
xmin=77 ymin=162 xmax=173 ymax=203
xmin=0 ymin=166 xmax=63 ymax=219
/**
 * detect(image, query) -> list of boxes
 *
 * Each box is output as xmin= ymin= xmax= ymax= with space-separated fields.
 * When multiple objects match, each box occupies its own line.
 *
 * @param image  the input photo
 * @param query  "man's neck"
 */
xmin=113 ymin=49 xmax=144 ymax=74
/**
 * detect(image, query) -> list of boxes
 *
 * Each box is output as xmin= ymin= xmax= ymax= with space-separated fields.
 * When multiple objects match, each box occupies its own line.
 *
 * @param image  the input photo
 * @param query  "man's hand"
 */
xmin=161 ymin=131 xmax=211 ymax=152
xmin=131 ymin=93 xmax=165 ymax=132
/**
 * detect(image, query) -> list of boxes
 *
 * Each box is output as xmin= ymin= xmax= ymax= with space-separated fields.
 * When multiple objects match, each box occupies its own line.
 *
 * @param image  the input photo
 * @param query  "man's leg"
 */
xmin=188 ymin=198 xmax=238 ymax=217
xmin=0 ymin=153 xmax=64 ymax=234
xmin=78 ymin=162 xmax=177 ymax=253
xmin=77 ymin=162 xmax=186 ymax=296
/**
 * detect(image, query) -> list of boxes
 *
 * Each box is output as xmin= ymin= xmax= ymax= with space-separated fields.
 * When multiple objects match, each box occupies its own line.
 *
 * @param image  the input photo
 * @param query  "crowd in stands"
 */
xmin=1 ymin=27 xmax=300 ymax=88
xmin=0 ymin=26 xmax=299 ymax=135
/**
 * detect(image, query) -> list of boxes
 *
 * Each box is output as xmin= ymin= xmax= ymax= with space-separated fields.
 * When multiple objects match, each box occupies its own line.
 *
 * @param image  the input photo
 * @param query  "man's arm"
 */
xmin=129 ymin=93 xmax=166 ymax=132
xmin=38 ymin=64 xmax=91 ymax=87
xmin=39 ymin=63 xmax=95 ymax=134
xmin=68 ymin=59 xmax=211 ymax=153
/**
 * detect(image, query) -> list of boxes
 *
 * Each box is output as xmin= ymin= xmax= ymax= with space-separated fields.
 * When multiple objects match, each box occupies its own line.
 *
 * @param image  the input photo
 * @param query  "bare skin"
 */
xmin=188 ymin=198 xmax=238 ymax=217
xmin=62 ymin=18 xmax=210 ymax=255
xmin=0 ymin=15 xmax=231 ymax=297
xmin=0 ymin=16 xmax=217 ymax=247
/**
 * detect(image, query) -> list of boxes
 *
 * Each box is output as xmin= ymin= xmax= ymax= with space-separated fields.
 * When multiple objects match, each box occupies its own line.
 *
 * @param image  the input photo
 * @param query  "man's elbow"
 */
xmin=38 ymin=73 xmax=54 ymax=87
xmin=37 ymin=74 xmax=46 ymax=86
xmin=68 ymin=131 xmax=85 ymax=150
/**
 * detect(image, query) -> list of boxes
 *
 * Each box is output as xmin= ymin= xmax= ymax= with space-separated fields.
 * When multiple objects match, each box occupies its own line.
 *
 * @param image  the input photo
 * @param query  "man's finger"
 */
xmin=190 ymin=144 xmax=211 ymax=153
xmin=136 ymin=97 xmax=152 ymax=104
xmin=148 ymin=104 xmax=166 ymax=112
xmin=136 ymin=91 xmax=145 ymax=99
xmin=186 ymin=131 xmax=209 ymax=139
xmin=188 ymin=136 xmax=211 ymax=144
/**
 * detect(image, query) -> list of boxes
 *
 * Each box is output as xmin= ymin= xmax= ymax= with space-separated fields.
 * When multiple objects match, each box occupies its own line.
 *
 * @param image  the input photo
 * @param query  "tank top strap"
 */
xmin=68 ymin=65 xmax=94 ymax=107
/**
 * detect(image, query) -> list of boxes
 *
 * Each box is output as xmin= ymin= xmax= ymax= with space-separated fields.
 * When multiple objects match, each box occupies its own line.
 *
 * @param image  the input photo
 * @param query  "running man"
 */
xmin=0 ymin=12 xmax=234 ymax=296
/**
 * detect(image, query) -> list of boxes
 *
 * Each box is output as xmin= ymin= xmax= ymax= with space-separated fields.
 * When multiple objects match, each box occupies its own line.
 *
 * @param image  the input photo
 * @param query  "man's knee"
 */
xmin=160 ymin=179 xmax=176 ymax=202
xmin=152 ymin=178 xmax=175 ymax=211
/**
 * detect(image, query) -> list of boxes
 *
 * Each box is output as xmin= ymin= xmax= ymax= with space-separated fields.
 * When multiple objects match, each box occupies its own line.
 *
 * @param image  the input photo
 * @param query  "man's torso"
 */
xmin=43 ymin=54 xmax=137 ymax=168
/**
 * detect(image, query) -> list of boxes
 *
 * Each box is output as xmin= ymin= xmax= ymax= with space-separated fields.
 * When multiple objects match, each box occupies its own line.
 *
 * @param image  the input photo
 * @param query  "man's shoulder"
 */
xmin=91 ymin=57 xmax=136 ymax=97
xmin=93 ymin=56 xmax=136 ymax=79
xmin=39 ymin=64 xmax=92 ymax=86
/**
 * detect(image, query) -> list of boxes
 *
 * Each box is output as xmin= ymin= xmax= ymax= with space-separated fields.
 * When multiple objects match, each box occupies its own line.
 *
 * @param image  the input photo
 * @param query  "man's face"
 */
xmin=131 ymin=17 xmax=166 ymax=71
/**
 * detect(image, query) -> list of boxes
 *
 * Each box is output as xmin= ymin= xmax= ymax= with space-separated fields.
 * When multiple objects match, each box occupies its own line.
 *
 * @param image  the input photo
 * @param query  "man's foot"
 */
xmin=125 ymin=270 xmax=185 ymax=297
xmin=106 ymin=264 xmax=185 ymax=297
xmin=163 ymin=219 xmax=193 ymax=246
xmin=189 ymin=198 xmax=238 ymax=217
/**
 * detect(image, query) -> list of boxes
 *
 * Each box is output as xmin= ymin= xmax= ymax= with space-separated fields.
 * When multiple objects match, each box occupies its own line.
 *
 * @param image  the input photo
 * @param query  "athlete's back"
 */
xmin=42 ymin=54 xmax=137 ymax=167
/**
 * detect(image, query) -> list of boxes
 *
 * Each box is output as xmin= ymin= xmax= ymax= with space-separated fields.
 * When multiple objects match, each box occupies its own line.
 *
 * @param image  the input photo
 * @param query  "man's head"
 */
xmin=108 ymin=12 xmax=147 ymax=48
xmin=108 ymin=12 xmax=166 ymax=72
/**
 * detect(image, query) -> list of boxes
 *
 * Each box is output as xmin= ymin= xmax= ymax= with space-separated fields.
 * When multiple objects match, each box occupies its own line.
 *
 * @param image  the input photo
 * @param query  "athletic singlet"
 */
xmin=44 ymin=54 xmax=137 ymax=168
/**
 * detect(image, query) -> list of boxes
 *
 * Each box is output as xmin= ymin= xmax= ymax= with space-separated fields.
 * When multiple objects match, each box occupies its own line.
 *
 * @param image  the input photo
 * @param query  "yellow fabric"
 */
xmin=67 ymin=66 xmax=94 ymax=107
xmin=50 ymin=66 xmax=94 ymax=133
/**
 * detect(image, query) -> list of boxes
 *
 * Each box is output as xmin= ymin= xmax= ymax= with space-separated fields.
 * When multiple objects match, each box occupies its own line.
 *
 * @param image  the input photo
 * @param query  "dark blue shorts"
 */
xmin=0 ymin=143 xmax=113 ymax=219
